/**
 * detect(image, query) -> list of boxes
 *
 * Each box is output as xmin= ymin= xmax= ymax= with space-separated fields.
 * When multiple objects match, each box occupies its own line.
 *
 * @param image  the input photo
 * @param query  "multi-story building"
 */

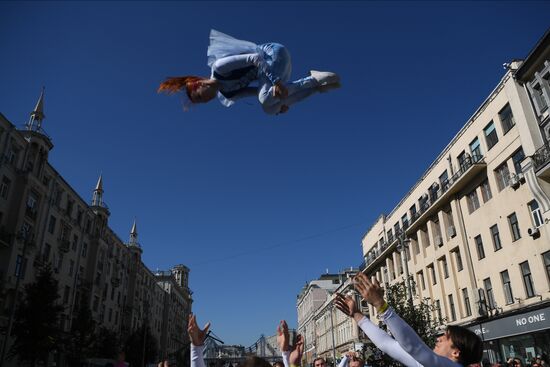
xmin=360 ymin=32 xmax=550 ymax=365
xmin=0 ymin=92 xmax=192 ymax=366
xmin=297 ymin=273 xmax=342 ymax=364
xmin=297 ymin=270 xmax=368 ymax=366
xmin=312 ymin=272 xmax=368 ymax=366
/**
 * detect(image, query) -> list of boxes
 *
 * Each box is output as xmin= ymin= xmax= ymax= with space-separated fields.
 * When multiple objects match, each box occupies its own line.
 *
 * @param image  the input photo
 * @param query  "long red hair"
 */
xmin=158 ymin=76 xmax=204 ymax=99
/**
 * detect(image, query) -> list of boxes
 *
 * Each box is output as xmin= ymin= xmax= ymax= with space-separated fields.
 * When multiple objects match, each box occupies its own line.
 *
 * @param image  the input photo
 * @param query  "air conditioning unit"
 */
xmin=528 ymin=227 xmax=540 ymax=237
xmin=509 ymin=174 xmax=520 ymax=190
xmin=447 ymin=225 xmax=457 ymax=238
xmin=435 ymin=236 xmax=443 ymax=247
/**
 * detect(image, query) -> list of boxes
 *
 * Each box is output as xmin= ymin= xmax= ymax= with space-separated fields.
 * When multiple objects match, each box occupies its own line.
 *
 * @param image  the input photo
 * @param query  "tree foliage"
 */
xmin=92 ymin=326 xmax=121 ymax=360
xmin=9 ymin=265 xmax=64 ymax=366
xmin=64 ymin=293 xmax=96 ymax=366
xmin=365 ymin=278 xmax=446 ymax=367
xmin=124 ymin=324 xmax=159 ymax=367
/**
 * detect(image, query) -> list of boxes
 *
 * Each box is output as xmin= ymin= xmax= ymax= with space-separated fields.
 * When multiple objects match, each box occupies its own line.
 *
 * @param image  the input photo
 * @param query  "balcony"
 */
xmin=533 ymin=142 xmax=550 ymax=180
xmin=407 ymin=155 xmax=486 ymax=233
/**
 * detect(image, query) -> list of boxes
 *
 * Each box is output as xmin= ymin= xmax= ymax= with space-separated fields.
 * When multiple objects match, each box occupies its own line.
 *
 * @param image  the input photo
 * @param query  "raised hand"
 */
xmin=188 ymin=313 xmax=211 ymax=346
xmin=289 ymin=334 xmax=304 ymax=366
xmin=333 ymin=293 xmax=358 ymax=317
xmin=277 ymin=320 xmax=290 ymax=352
xmin=354 ymin=273 xmax=385 ymax=310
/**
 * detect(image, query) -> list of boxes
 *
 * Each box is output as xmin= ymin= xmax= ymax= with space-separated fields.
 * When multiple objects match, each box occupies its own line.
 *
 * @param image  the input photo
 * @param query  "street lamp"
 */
xmin=396 ymin=232 xmax=413 ymax=304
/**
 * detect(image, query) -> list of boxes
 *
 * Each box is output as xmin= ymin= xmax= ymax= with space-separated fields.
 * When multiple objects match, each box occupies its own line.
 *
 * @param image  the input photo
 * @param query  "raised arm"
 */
xmin=212 ymin=54 xmax=261 ymax=76
xmin=333 ymin=293 xmax=421 ymax=367
xmin=354 ymin=274 xmax=460 ymax=367
xmin=188 ymin=314 xmax=211 ymax=367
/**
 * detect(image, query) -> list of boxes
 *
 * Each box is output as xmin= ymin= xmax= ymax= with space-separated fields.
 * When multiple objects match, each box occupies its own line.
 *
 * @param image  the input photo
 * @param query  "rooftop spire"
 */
xmin=27 ymin=87 xmax=45 ymax=131
xmin=129 ymin=219 xmax=140 ymax=248
xmin=91 ymin=174 xmax=104 ymax=207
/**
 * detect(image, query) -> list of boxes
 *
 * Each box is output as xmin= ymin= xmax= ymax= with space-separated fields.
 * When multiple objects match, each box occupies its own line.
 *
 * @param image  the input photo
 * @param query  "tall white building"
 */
xmin=360 ymin=30 xmax=550 ymax=365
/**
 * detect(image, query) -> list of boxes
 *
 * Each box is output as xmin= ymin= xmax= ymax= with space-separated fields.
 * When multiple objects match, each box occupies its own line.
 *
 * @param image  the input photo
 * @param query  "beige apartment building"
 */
xmin=0 ymin=93 xmax=192 ymax=366
xmin=360 ymin=31 xmax=550 ymax=365
xmin=297 ymin=270 xmax=369 ymax=366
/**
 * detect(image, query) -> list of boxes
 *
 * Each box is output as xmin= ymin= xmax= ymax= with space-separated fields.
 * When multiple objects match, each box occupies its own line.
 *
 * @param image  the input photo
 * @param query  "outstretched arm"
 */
xmin=188 ymin=314 xmax=211 ymax=367
xmin=333 ymin=293 xmax=421 ymax=367
xmin=213 ymin=54 xmax=261 ymax=76
xmin=354 ymin=274 xmax=460 ymax=367
xmin=277 ymin=320 xmax=291 ymax=367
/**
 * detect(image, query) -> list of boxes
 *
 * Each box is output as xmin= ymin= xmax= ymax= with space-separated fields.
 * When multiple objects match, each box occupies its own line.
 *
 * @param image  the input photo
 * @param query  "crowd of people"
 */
xmin=187 ymin=273 xmax=488 ymax=367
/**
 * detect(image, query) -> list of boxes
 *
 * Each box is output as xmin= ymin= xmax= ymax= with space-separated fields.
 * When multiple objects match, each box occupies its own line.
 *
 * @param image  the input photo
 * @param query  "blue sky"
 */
xmin=1 ymin=1 xmax=549 ymax=346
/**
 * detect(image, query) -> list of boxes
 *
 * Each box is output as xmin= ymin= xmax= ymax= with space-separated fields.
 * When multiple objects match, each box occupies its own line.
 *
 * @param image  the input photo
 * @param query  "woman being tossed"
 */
xmin=333 ymin=273 xmax=483 ymax=367
xmin=158 ymin=29 xmax=340 ymax=115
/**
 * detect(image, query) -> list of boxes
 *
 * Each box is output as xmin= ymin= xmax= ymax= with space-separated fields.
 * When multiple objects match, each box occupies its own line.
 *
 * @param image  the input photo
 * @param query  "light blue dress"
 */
xmin=207 ymin=29 xmax=319 ymax=115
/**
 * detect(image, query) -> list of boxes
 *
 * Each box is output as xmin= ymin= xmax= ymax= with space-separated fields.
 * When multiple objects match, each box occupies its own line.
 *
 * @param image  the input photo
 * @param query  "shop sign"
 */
xmin=468 ymin=306 xmax=550 ymax=341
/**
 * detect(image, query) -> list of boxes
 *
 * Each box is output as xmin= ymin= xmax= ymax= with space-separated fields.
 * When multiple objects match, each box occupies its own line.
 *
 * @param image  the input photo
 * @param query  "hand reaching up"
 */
xmin=353 ymin=273 xmax=386 ymax=310
xmin=277 ymin=320 xmax=290 ymax=352
xmin=188 ymin=313 xmax=211 ymax=346
xmin=289 ymin=334 xmax=304 ymax=366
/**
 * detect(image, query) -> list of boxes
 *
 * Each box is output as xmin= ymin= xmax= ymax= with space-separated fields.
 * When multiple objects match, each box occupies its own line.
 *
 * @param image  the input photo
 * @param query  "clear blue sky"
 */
xmin=1 ymin=1 xmax=549 ymax=346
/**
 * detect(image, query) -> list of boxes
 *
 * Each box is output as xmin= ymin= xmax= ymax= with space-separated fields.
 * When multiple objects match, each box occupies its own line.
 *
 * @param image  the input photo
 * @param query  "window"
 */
xmin=520 ymin=261 xmax=535 ymax=298
xmin=462 ymin=288 xmax=472 ymax=316
xmin=435 ymin=299 xmax=442 ymax=320
xmin=458 ymin=151 xmax=468 ymax=170
xmin=410 ymin=204 xmax=417 ymax=220
xmin=484 ymin=121 xmax=499 ymax=150
xmin=470 ymin=137 xmax=482 ymax=161
xmin=15 ymin=255 xmax=27 ymax=278
xmin=0 ymin=177 xmax=11 ymax=200
xmin=401 ymin=213 xmax=409 ymax=229
xmin=429 ymin=264 xmax=437 ymax=285
xmin=69 ymin=260 xmax=74 ymax=276
xmin=508 ymin=212 xmax=521 ymax=241
xmin=448 ymin=294 xmax=456 ymax=321
xmin=72 ymin=234 xmax=78 ymax=251
xmin=418 ymin=271 xmax=426 ymax=290
xmin=483 ymin=278 xmax=496 ymax=310
xmin=528 ymin=200 xmax=544 ymax=228
xmin=440 ymin=256 xmax=449 ymax=278
xmin=454 ymin=249 xmax=464 ymax=272
xmin=495 ymin=162 xmax=510 ymax=191
xmin=531 ymin=83 xmax=549 ymax=113
xmin=93 ymin=296 xmax=99 ymax=312
xmin=475 ymin=235 xmax=485 ymax=260
xmin=439 ymin=170 xmax=449 ymax=190
xmin=43 ymin=243 xmax=51 ymax=261
xmin=543 ymin=251 xmax=550 ymax=286
xmin=490 ymin=224 xmax=502 ymax=251
xmin=499 ymin=103 xmax=516 ymax=134
xmin=501 ymin=270 xmax=514 ymax=305
xmin=480 ymin=179 xmax=492 ymax=202
xmin=48 ymin=215 xmax=57 ymax=234
xmin=82 ymin=243 xmax=88 ymax=257
xmin=466 ymin=189 xmax=480 ymax=214
xmin=511 ymin=148 xmax=525 ymax=175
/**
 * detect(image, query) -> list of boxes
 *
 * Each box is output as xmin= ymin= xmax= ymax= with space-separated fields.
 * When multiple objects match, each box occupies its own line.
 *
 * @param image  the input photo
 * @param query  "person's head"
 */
xmin=158 ymin=76 xmax=218 ymax=104
xmin=313 ymin=358 xmax=326 ymax=367
xmin=273 ymin=362 xmax=284 ymax=367
xmin=433 ymin=325 xmax=483 ymax=366
xmin=349 ymin=356 xmax=364 ymax=367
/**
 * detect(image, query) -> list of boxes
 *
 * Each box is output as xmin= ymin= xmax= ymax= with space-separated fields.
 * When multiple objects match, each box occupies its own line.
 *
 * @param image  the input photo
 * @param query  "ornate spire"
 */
xmin=27 ymin=87 xmax=45 ymax=131
xmin=91 ymin=174 xmax=104 ymax=207
xmin=129 ymin=219 xmax=140 ymax=248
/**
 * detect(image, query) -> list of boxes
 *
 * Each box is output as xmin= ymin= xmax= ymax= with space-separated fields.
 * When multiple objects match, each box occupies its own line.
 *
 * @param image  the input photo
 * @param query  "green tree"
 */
xmin=124 ymin=324 xmax=158 ymax=367
xmin=9 ymin=264 xmax=64 ymax=367
xmin=92 ymin=327 xmax=120 ymax=360
xmin=65 ymin=293 xmax=96 ymax=366
xmin=385 ymin=277 xmax=446 ymax=349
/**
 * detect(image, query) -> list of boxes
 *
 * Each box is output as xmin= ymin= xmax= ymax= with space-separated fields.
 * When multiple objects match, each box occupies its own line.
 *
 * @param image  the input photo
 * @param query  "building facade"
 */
xmin=360 ymin=33 xmax=550 ymax=365
xmin=297 ymin=270 xmax=368 ymax=366
xmin=0 ymin=94 xmax=192 ymax=366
